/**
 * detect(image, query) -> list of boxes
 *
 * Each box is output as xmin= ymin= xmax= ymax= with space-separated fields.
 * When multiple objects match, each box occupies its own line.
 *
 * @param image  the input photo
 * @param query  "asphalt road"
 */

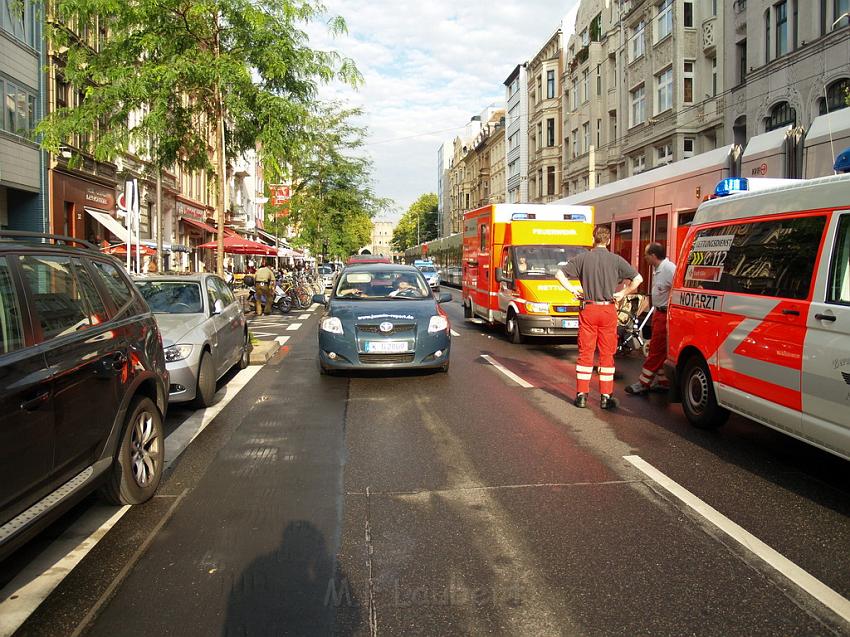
xmin=4 ymin=289 xmax=850 ymax=636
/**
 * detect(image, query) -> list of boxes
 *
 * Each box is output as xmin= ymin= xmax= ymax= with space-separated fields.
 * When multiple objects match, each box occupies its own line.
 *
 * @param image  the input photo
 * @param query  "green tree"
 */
xmin=37 ymin=0 xmax=360 ymax=274
xmin=392 ymin=193 xmax=438 ymax=252
xmin=280 ymin=104 xmax=388 ymax=259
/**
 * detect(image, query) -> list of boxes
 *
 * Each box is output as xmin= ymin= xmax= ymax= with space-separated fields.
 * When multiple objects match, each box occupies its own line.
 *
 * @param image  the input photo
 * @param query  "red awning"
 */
xmin=197 ymin=235 xmax=277 ymax=256
xmin=103 ymin=243 xmax=156 ymax=257
xmin=180 ymin=217 xmax=218 ymax=234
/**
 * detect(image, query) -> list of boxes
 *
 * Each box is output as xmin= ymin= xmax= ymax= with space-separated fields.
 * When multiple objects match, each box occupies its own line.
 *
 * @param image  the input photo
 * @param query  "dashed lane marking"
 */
xmin=624 ymin=454 xmax=850 ymax=626
xmin=286 ymin=322 xmax=302 ymax=331
xmin=450 ymin=329 xmax=460 ymax=337
xmin=480 ymin=354 xmax=534 ymax=388
xmin=298 ymin=313 xmax=311 ymax=319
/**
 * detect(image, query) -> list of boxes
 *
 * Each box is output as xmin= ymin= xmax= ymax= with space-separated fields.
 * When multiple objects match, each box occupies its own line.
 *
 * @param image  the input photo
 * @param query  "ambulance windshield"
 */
xmin=513 ymin=245 xmax=588 ymax=279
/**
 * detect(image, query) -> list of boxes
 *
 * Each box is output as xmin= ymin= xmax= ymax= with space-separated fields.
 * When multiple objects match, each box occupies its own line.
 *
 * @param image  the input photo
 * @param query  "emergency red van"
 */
xmin=666 ymin=174 xmax=850 ymax=460
xmin=462 ymin=204 xmax=594 ymax=343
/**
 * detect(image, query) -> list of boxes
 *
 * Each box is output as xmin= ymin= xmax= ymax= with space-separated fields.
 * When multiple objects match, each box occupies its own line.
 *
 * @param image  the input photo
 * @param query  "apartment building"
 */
xmin=725 ymin=0 xmax=850 ymax=162
xmin=1 ymin=0 xmax=44 ymax=231
xmin=468 ymin=110 xmax=506 ymax=208
xmin=504 ymin=63 xmax=529 ymax=203
xmin=437 ymin=142 xmax=453 ymax=237
xmin=562 ymin=0 xmax=726 ymax=196
xmin=527 ymin=29 xmax=563 ymax=203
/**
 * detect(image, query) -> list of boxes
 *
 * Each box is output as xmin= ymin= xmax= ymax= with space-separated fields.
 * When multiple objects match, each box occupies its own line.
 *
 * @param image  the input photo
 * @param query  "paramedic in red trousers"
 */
xmin=626 ymin=242 xmax=676 ymax=396
xmin=556 ymin=226 xmax=642 ymax=409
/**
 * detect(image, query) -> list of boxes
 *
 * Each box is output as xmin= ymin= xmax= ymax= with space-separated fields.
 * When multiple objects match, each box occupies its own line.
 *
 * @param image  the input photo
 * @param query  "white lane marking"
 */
xmin=0 ymin=505 xmax=128 ymax=637
xmin=286 ymin=322 xmax=302 ymax=331
xmin=624 ymin=455 xmax=850 ymax=625
xmin=275 ymin=336 xmax=290 ymax=346
xmin=480 ymin=354 xmax=534 ymax=388
xmin=450 ymin=329 xmax=460 ymax=337
xmin=0 ymin=366 xmax=262 ymax=637
xmin=297 ymin=313 xmax=311 ymax=319
xmin=249 ymin=331 xmax=276 ymax=338
xmin=308 ymin=303 xmax=321 ymax=311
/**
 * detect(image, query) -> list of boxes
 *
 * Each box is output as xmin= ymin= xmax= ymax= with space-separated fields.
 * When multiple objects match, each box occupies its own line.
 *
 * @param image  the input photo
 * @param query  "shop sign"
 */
xmin=177 ymin=201 xmax=206 ymax=221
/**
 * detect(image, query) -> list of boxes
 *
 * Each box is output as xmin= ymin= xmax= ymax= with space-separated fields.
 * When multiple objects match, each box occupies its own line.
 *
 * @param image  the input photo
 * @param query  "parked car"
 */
xmin=318 ymin=265 xmax=335 ymax=289
xmin=134 ymin=273 xmax=250 ymax=407
xmin=314 ymin=264 xmax=451 ymax=374
xmin=0 ymin=232 xmax=168 ymax=560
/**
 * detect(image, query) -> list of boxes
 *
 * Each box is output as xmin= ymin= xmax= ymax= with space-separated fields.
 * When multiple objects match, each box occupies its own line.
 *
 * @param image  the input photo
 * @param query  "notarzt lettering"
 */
xmin=675 ymin=291 xmax=720 ymax=311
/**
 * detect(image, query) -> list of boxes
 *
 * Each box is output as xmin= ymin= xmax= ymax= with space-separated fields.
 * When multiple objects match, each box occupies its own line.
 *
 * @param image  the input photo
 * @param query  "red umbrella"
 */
xmin=103 ymin=243 xmax=157 ymax=257
xmin=197 ymin=235 xmax=277 ymax=255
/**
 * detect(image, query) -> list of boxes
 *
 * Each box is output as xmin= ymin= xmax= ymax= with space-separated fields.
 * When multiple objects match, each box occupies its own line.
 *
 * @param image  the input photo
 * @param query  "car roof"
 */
xmin=133 ymin=274 xmax=211 ymax=282
xmin=341 ymin=263 xmax=419 ymax=273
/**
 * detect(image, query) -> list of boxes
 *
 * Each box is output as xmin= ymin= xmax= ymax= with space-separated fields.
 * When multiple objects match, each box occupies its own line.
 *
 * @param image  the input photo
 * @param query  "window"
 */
xmin=1 ymin=81 xmax=36 ymax=137
xmin=630 ymin=21 xmax=645 ymax=61
xmin=547 ymin=166 xmax=556 ymax=196
xmin=537 ymin=76 xmax=543 ymax=103
xmin=835 ymin=0 xmax=849 ymax=29
xmin=683 ymin=216 xmax=827 ymax=299
xmin=0 ymin=0 xmax=38 ymax=48
xmin=631 ymin=154 xmax=646 ymax=174
xmin=792 ymin=0 xmax=798 ymax=49
xmin=683 ymin=137 xmax=695 ymax=158
xmin=819 ymin=78 xmax=850 ymax=114
xmin=827 ymin=214 xmax=850 ymax=305
xmin=711 ymin=57 xmax=718 ymax=96
xmin=0 ymin=257 xmax=24 ymax=355
xmin=596 ymin=118 xmax=601 ymax=147
xmin=572 ymin=128 xmax=578 ymax=158
xmin=656 ymin=143 xmax=673 ymax=165
xmin=683 ymin=62 xmax=694 ymax=103
xmin=765 ymin=9 xmax=771 ymax=62
xmin=776 ymin=1 xmax=788 ymax=57
xmin=656 ymin=0 xmax=673 ymax=41
xmin=821 ymin=0 xmax=828 ymax=34
xmin=737 ymin=40 xmax=748 ymax=85
xmin=537 ymin=122 xmax=543 ymax=151
xmin=479 ymin=223 xmax=488 ymax=252
xmin=538 ymin=169 xmax=544 ymax=198
xmin=684 ymin=2 xmax=694 ymax=28
xmin=590 ymin=13 xmax=603 ymax=41
xmin=765 ymin=101 xmax=796 ymax=131
xmin=582 ymin=69 xmax=589 ymax=103
xmin=656 ymin=68 xmax=673 ymax=113
xmin=596 ymin=65 xmax=602 ymax=96
xmin=571 ymin=78 xmax=578 ymax=110
xmin=547 ymin=118 xmax=555 ymax=147
xmin=92 ymin=260 xmax=135 ymax=310
xmin=583 ymin=122 xmax=589 ymax=152
xmin=547 ymin=70 xmax=555 ymax=99
xmin=581 ymin=28 xmax=589 ymax=47
xmin=609 ymin=110 xmax=618 ymax=140
xmin=631 ymin=84 xmax=646 ymax=126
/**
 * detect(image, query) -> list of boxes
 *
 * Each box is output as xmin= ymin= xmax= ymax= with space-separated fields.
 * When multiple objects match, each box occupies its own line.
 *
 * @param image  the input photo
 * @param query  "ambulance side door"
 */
xmin=497 ymin=247 xmax=516 ymax=320
xmin=801 ymin=211 xmax=850 ymax=458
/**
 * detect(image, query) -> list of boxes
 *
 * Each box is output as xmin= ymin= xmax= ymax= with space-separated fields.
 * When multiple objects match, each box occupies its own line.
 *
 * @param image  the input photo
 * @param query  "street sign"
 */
xmin=270 ymin=184 xmax=291 ymax=206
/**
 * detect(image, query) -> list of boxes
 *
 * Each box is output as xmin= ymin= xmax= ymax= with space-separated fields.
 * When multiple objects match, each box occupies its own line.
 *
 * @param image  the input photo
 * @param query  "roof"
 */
xmin=343 ymin=263 xmax=417 ymax=273
xmin=132 ymin=273 xmax=212 ymax=282
xmin=693 ymin=173 xmax=850 ymax=225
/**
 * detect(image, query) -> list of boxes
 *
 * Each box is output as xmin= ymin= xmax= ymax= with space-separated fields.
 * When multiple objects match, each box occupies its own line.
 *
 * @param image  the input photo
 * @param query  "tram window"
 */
xmin=678 ymin=211 xmax=695 ymax=227
xmin=614 ymin=221 xmax=633 ymax=264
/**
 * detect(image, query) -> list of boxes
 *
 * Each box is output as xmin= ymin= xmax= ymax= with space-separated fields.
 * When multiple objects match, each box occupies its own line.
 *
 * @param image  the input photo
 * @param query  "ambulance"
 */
xmin=665 ymin=174 xmax=850 ymax=460
xmin=461 ymin=204 xmax=594 ymax=343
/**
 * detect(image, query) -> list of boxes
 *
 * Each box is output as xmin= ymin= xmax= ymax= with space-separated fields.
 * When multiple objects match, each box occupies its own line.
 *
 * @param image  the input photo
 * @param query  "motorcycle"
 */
xmin=246 ymin=279 xmax=292 ymax=314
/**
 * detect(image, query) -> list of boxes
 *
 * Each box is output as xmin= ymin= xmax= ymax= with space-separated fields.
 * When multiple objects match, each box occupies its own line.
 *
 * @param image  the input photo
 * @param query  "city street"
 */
xmin=1 ymin=290 xmax=849 ymax=636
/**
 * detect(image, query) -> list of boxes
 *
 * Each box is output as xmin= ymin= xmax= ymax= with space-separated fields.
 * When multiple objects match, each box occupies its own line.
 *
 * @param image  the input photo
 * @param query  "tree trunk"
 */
xmin=156 ymin=166 xmax=163 ymax=271
xmin=215 ymin=106 xmax=226 ymax=277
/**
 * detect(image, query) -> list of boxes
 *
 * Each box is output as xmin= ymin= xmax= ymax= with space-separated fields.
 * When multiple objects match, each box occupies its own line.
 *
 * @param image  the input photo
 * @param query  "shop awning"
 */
xmin=256 ymin=228 xmax=284 ymax=246
xmin=180 ymin=217 xmax=218 ymax=234
xmin=197 ymin=235 xmax=277 ymax=255
xmin=86 ymin=208 xmax=129 ymax=244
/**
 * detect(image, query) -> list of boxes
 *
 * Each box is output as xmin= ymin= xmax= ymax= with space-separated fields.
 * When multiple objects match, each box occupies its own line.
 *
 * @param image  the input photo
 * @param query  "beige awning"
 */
xmin=85 ymin=208 xmax=129 ymax=243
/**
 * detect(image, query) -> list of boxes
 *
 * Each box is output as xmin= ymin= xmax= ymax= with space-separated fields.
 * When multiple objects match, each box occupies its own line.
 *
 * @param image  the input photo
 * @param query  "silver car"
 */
xmin=135 ymin=274 xmax=250 ymax=407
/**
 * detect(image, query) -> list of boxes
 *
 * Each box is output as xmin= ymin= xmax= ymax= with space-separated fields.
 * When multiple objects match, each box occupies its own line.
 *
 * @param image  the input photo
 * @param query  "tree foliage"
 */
xmin=391 ymin=193 xmax=438 ymax=252
xmin=275 ymin=103 xmax=388 ymax=259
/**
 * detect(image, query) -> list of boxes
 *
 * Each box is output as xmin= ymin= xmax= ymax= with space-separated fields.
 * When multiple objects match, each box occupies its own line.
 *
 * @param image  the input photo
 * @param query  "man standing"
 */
xmin=254 ymin=259 xmax=275 ymax=316
xmin=556 ymin=226 xmax=643 ymax=409
xmin=626 ymin=243 xmax=676 ymax=396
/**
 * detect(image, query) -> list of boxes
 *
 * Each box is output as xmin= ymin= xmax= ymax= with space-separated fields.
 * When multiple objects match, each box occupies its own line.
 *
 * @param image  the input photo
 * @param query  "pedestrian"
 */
xmin=556 ymin=226 xmax=643 ymax=409
xmin=626 ymin=243 xmax=676 ymax=396
xmin=254 ymin=259 xmax=275 ymax=316
xmin=145 ymin=256 xmax=158 ymax=273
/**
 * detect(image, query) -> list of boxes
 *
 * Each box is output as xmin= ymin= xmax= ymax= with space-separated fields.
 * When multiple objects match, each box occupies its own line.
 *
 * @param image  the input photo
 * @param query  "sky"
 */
xmin=307 ymin=0 xmax=581 ymax=217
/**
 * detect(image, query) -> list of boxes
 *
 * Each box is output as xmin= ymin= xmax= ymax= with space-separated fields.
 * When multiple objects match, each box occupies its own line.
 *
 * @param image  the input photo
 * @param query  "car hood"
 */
xmin=153 ymin=312 xmax=208 ymax=346
xmin=328 ymin=299 xmax=436 ymax=323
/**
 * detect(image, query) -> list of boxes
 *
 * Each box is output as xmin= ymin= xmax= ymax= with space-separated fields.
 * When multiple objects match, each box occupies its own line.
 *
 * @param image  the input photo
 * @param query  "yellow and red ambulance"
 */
xmin=666 ymin=174 xmax=850 ymax=460
xmin=462 ymin=204 xmax=594 ymax=343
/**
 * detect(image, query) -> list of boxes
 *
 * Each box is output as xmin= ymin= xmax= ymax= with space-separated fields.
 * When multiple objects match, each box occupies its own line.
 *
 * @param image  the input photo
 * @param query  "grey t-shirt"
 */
xmin=560 ymin=247 xmax=638 ymax=302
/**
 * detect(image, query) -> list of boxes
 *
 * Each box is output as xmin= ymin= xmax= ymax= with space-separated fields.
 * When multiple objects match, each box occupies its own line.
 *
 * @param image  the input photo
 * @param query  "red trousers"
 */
xmin=576 ymin=304 xmax=617 ymax=395
xmin=639 ymin=310 xmax=668 ymax=388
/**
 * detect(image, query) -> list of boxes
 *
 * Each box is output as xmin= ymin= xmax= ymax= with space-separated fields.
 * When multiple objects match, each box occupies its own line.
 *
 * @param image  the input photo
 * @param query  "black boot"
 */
xmin=574 ymin=393 xmax=587 ymax=408
xmin=600 ymin=394 xmax=619 ymax=410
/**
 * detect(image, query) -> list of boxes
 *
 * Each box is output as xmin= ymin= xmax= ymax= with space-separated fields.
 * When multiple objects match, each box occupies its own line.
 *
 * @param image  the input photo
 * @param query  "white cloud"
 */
xmin=305 ymin=0 xmax=580 ymax=211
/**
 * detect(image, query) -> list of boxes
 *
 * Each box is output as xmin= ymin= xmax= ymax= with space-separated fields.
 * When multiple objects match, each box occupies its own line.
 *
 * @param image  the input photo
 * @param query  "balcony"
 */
xmin=702 ymin=16 xmax=717 ymax=54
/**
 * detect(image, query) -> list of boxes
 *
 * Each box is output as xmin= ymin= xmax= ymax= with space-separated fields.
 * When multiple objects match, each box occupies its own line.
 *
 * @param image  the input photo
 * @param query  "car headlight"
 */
xmin=525 ymin=302 xmax=549 ymax=314
xmin=164 ymin=344 xmax=193 ymax=362
xmin=428 ymin=315 xmax=449 ymax=333
xmin=321 ymin=317 xmax=344 ymax=334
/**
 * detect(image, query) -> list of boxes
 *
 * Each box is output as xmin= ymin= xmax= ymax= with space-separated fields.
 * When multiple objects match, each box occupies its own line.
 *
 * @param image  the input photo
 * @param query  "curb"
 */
xmin=249 ymin=341 xmax=279 ymax=365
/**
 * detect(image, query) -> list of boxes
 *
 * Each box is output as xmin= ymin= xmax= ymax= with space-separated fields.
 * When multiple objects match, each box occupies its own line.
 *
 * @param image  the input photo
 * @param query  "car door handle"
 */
xmin=781 ymin=309 xmax=800 ymax=316
xmin=815 ymin=313 xmax=837 ymax=322
xmin=22 ymin=391 xmax=50 ymax=411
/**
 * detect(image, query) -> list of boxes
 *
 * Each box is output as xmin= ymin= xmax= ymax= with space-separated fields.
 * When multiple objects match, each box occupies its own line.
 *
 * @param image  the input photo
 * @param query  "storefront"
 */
xmin=50 ymin=171 xmax=117 ymax=243
xmin=176 ymin=199 xmax=216 ymax=272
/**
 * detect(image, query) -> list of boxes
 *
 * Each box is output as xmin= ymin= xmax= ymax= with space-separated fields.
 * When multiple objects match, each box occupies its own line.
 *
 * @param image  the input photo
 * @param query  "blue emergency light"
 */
xmin=835 ymin=147 xmax=850 ymax=173
xmin=512 ymin=212 xmax=536 ymax=220
xmin=563 ymin=213 xmax=587 ymax=221
xmin=714 ymin=177 xmax=749 ymax=197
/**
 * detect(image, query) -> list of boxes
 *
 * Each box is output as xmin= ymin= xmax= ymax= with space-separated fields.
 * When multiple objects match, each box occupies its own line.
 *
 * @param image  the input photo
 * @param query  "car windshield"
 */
xmin=335 ymin=270 xmax=431 ymax=299
xmin=418 ymin=266 xmax=437 ymax=274
xmin=136 ymin=281 xmax=204 ymax=313
xmin=319 ymin=266 xmax=332 ymax=274
xmin=514 ymin=245 xmax=589 ymax=279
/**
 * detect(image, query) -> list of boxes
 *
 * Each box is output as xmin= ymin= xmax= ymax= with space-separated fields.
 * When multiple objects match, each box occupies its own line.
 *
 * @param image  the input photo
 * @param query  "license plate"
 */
xmin=364 ymin=341 xmax=409 ymax=353
xmin=561 ymin=319 xmax=579 ymax=329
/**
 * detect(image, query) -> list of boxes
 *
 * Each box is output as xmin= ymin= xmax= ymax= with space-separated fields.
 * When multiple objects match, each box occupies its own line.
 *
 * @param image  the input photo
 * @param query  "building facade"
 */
xmin=368 ymin=218 xmax=399 ymax=259
xmin=527 ymin=29 xmax=563 ymax=203
xmin=504 ymin=63 xmax=529 ymax=203
xmin=437 ymin=142 xmax=453 ymax=237
xmin=1 ymin=0 xmax=44 ymax=231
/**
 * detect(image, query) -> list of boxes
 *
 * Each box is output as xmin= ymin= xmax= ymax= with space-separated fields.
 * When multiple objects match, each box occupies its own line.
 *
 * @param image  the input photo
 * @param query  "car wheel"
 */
xmin=681 ymin=355 xmax=729 ymax=429
xmin=238 ymin=331 xmax=251 ymax=369
xmin=276 ymin=296 xmax=292 ymax=314
xmin=193 ymin=351 xmax=216 ymax=408
xmin=100 ymin=396 xmax=163 ymax=505
xmin=506 ymin=311 xmax=525 ymax=344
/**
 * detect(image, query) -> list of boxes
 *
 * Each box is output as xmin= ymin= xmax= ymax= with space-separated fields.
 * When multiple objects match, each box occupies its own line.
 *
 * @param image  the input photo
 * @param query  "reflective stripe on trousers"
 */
xmin=576 ymin=304 xmax=618 ymax=395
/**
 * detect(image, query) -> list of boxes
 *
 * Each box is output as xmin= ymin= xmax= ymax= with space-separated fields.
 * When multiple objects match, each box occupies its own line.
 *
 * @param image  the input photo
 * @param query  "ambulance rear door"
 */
xmin=801 ymin=210 xmax=850 ymax=460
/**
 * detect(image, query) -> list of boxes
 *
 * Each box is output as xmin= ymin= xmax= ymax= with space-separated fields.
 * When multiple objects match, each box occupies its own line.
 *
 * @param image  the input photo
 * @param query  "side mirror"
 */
xmin=494 ymin=267 xmax=504 ymax=282
xmin=437 ymin=292 xmax=452 ymax=304
xmin=212 ymin=299 xmax=224 ymax=315
xmin=312 ymin=294 xmax=327 ymax=305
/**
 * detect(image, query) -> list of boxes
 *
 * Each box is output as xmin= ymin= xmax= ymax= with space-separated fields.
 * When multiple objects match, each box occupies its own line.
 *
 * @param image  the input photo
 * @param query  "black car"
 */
xmin=0 ymin=232 xmax=168 ymax=560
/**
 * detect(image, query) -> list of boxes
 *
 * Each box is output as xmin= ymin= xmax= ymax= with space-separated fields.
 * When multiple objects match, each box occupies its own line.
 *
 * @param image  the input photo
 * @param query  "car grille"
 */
xmin=357 ymin=323 xmax=416 ymax=335
xmin=358 ymin=353 xmax=416 ymax=364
